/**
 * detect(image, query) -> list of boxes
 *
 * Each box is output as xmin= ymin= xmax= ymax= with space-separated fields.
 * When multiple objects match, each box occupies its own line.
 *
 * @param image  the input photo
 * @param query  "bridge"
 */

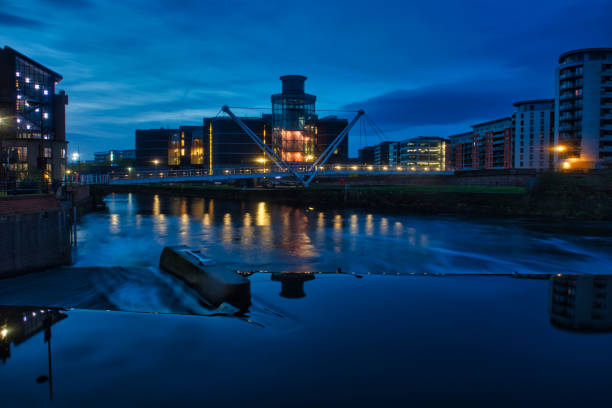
xmin=65 ymin=105 xmax=454 ymax=187
xmin=106 ymin=165 xmax=452 ymax=185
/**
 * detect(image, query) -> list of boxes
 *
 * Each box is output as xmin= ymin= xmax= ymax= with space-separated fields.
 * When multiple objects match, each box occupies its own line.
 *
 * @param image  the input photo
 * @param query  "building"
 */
xmin=471 ymin=117 xmax=513 ymax=170
xmin=177 ymin=126 xmax=202 ymax=167
xmin=555 ymin=48 xmax=612 ymax=168
xmin=399 ymin=137 xmax=449 ymax=171
xmin=0 ymin=46 xmax=68 ymax=182
xmin=204 ymin=116 xmax=270 ymax=172
xmin=135 ymin=128 xmax=179 ymax=168
xmin=389 ymin=142 xmax=400 ymax=166
xmin=271 ymin=75 xmax=317 ymax=164
xmin=94 ymin=149 xmax=136 ymax=164
xmin=449 ymin=131 xmax=472 ymax=170
xmin=513 ymin=100 xmax=555 ymax=169
xmin=357 ymin=146 xmax=375 ymax=164
xmin=373 ymin=141 xmax=395 ymax=165
xmin=316 ymin=116 xmax=349 ymax=164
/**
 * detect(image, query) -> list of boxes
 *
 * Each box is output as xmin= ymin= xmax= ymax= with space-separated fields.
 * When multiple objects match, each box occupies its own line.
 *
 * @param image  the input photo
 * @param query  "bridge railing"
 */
xmin=109 ymin=164 xmax=447 ymax=181
xmin=63 ymin=174 xmax=110 ymax=185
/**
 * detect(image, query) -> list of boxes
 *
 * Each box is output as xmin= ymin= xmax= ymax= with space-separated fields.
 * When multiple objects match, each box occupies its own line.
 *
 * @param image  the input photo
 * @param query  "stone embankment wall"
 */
xmin=0 ymin=195 xmax=72 ymax=278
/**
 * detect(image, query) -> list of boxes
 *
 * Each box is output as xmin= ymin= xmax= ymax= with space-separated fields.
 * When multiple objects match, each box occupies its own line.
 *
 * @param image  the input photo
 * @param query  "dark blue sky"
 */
xmin=1 ymin=0 xmax=611 ymax=158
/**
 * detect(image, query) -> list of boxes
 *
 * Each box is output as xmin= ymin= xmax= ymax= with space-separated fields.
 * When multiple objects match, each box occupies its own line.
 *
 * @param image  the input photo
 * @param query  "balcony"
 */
xmin=560 ymin=81 xmax=583 ymax=90
xmin=559 ymin=113 xmax=581 ymax=120
xmin=560 ymin=71 xmax=581 ymax=80
xmin=559 ymin=124 xmax=582 ymax=131
xmin=560 ymin=93 xmax=580 ymax=101
xmin=559 ymin=101 xmax=582 ymax=111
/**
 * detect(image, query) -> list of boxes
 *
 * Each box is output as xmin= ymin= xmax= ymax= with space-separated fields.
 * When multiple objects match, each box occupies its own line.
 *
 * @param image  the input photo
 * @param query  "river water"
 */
xmin=75 ymin=193 xmax=612 ymax=275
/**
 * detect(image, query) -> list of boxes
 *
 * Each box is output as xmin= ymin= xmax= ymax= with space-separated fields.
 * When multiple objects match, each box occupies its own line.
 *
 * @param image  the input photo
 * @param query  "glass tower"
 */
xmin=271 ymin=75 xmax=316 ymax=164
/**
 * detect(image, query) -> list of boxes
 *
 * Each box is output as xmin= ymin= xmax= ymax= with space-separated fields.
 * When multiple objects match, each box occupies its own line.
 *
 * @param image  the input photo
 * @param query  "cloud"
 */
xmin=343 ymin=79 xmax=538 ymax=131
xmin=0 ymin=12 xmax=43 ymax=27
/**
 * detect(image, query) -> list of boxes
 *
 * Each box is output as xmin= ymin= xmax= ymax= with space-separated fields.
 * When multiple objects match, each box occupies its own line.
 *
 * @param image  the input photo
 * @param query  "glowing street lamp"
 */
xmin=152 ymin=159 xmax=159 ymax=169
xmin=562 ymin=161 xmax=571 ymax=170
xmin=554 ymin=145 xmax=567 ymax=153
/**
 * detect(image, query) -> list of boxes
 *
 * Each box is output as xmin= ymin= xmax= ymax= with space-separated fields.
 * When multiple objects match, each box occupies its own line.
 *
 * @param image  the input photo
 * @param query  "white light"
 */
xmin=35 ymin=84 xmax=40 ymax=90
xmin=26 ymin=124 xmax=31 ymax=130
xmin=16 ymin=118 xmax=21 ymax=123
xmin=15 ymin=71 xmax=20 ymax=77
xmin=72 ymin=153 xmax=80 ymax=161
xmin=43 ymin=89 xmax=49 ymax=96
xmin=43 ymin=112 xmax=49 ymax=119
xmin=17 ymin=94 xmax=22 ymax=99
xmin=25 ymin=77 xmax=30 ymax=83
xmin=1 ymin=328 xmax=7 ymax=339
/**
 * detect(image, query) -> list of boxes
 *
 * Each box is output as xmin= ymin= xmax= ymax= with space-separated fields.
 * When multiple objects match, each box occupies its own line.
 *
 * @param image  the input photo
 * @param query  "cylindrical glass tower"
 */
xmin=271 ymin=75 xmax=316 ymax=164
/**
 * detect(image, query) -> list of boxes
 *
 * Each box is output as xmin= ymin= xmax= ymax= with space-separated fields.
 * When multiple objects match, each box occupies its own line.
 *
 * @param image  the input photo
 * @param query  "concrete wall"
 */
xmin=0 ymin=199 xmax=72 ymax=277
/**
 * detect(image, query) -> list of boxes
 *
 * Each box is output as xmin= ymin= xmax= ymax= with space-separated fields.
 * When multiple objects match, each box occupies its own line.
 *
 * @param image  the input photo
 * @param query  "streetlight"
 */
xmin=152 ymin=159 xmax=159 ymax=169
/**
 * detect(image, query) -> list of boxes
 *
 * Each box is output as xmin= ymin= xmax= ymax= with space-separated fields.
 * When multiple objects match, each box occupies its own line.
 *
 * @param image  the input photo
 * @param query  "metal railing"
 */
xmin=109 ymin=164 xmax=449 ymax=182
xmin=63 ymin=174 xmax=110 ymax=185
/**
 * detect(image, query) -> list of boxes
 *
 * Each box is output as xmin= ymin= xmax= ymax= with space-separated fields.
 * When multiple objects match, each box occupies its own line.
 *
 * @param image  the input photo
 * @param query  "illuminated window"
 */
xmin=181 ymin=148 xmax=185 ymax=156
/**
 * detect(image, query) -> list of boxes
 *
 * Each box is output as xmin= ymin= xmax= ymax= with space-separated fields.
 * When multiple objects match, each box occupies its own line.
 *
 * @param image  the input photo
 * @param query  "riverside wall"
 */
xmin=0 ymin=195 xmax=73 ymax=278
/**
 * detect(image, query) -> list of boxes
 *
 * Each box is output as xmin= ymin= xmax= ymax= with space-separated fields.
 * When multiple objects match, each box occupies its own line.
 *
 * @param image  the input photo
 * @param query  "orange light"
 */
xmin=554 ymin=145 xmax=567 ymax=153
xmin=562 ymin=161 xmax=571 ymax=169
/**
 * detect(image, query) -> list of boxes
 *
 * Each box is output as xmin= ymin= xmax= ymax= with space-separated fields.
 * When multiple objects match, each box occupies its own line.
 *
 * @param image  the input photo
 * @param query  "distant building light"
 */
xmin=25 ymin=77 xmax=30 ymax=83
xmin=43 ymin=112 xmax=49 ymax=119
xmin=35 ymin=84 xmax=40 ymax=90
xmin=15 ymin=71 xmax=20 ymax=77
xmin=16 ymin=118 xmax=21 ymax=123
xmin=43 ymin=89 xmax=49 ymax=96
xmin=16 ymin=94 xmax=22 ymax=99
xmin=562 ymin=161 xmax=571 ymax=169
xmin=26 ymin=124 xmax=31 ymax=130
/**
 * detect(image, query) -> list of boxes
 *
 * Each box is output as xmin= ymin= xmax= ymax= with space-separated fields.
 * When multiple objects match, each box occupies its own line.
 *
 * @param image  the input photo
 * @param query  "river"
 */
xmin=74 ymin=193 xmax=612 ymax=274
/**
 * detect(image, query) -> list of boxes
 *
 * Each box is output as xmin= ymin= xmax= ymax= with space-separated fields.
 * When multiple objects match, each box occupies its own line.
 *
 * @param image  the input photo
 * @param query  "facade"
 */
xmin=178 ymin=126 xmax=202 ymax=167
xmin=555 ymin=48 xmax=612 ymax=168
xmin=470 ymin=117 xmax=513 ymax=170
xmin=0 ymin=46 xmax=68 ymax=181
xmin=357 ymin=146 xmax=375 ymax=164
xmin=135 ymin=128 xmax=179 ymax=167
xmin=94 ymin=149 xmax=135 ymax=164
xmin=449 ymin=131 xmax=472 ymax=170
xmin=203 ymin=116 xmax=270 ymax=172
xmin=373 ymin=141 xmax=395 ymax=165
xmin=389 ymin=142 xmax=400 ymax=166
xmin=513 ymin=100 xmax=555 ymax=169
xmin=271 ymin=75 xmax=316 ymax=164
xmin=399 ymin=137 xmax=449 ymax=171
xmin=315 ymin=116 xmax=349 ymax=164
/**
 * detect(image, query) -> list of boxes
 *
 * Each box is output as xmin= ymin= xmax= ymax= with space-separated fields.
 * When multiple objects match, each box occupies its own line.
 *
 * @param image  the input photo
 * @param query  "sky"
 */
xmin=1 ymin=0 xmax=611 ymax=159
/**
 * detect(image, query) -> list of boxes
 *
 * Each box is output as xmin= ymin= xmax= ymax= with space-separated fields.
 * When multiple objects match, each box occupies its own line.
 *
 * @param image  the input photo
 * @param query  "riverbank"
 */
xmin=97 ymin=172 xmax=612 ymax=220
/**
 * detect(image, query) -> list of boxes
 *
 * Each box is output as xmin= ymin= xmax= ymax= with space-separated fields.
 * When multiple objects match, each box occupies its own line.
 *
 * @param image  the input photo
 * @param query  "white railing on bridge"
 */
xmin=63 ymin=174 xmax=110 ymax=185
xmin=107 ymin=164 xmax=452 ymax=184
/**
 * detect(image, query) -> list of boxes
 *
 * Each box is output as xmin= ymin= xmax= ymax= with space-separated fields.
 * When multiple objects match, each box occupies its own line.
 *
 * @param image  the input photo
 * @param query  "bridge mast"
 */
xmin=303 ymin=109 xmax=364 ymax=187
xmin=221 ymin=105 xmax=307 ymax=187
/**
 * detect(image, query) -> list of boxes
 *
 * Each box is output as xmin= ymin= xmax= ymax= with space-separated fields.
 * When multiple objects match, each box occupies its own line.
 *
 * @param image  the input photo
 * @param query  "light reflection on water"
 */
xmin=75 ymin=193 xmax=612 ymax=274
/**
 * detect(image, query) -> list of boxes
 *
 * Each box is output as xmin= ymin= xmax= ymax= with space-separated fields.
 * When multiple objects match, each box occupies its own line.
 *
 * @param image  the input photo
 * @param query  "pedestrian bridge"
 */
xmin=106 ymin=165 xmax=453 ymax=185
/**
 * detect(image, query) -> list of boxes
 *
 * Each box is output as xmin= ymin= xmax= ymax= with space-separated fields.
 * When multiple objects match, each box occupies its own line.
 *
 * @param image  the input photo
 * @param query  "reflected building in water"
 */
xmin=549 ymin=275 xmax=612 ymax=332
xmin=0 ymin=306 xmax=67 ymax=363
xmin=271 ymin=273 xmax=315 ymax=299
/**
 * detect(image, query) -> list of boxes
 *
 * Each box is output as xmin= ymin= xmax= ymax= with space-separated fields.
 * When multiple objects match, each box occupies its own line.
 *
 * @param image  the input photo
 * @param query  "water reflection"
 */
xmin=548 ymin=274 xmax=612 ymax=333
xmin=78 ymin=193 xmax=612 ymax=276
xmin=0 ymin=307 xmax=67 ymax=401
xmin=271 ymin=273 xmax=315 ymax=298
